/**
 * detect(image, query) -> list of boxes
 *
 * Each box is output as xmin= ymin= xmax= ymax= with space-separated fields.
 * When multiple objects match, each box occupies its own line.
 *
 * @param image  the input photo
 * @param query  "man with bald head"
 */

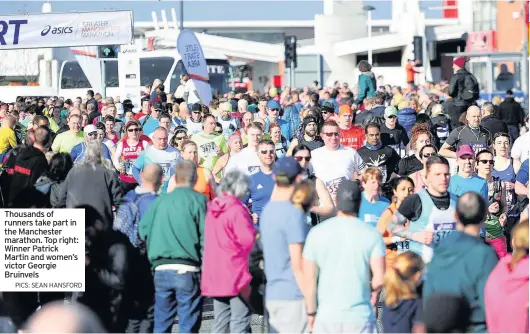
xmin=132 ymin=127 xmax=181 ymax=194
xmin=24 ymin=301 xmax=106 ymax=333
xmin=440 ymin=105 xmax=491 ymax=159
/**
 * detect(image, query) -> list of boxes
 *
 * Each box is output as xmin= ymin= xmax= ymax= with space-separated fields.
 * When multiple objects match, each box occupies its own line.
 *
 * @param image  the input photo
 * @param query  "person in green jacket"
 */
xmin=353 ymin=60 xmax=377 ymax=108
xmin=139 ymin=159 xmax=208 ymax=334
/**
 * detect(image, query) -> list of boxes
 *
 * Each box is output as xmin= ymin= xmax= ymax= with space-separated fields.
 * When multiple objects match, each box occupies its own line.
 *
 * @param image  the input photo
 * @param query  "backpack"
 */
xmin=113 ymin=193 xmax=157 ymax=254
xmin=461 ymin=74 xmax=479 ymax=101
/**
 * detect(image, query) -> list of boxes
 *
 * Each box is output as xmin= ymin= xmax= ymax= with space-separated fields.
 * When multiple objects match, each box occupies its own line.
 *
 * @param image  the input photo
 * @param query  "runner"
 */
xmin=439 ymin=105 xmax=491 ymax=158
xmin=337 ymin=105 xmax=365 ymax=150
xmin=224 ymin=123 xmax=264 ymax=175
xmin=397 ymin=123 xmax=434 ymax=176
xmin=113 ymin=120 xmax=151 ymax=193
xmin=132 ymin=127 xmax=181 ymax=194
xmin=380 ymin=106 xmax=409 ymax=157
xmin=311 ymin=120 xmax=366 ymax=203
xmin=357 ymin=123 xmax=401 ymax=183
xmin=286 ymin=116 xmax=324 ymax=154
xmin=192 ymin=114 xmax=227 ymax=171
xmin=447 ymin=144 xmax=488 ymax=200
xmin=388 ymin=155 xmax=457 ymax=264
xmin=358 ymin=168 xmax=391 ymax=227
xmin=246 ymin=139 xmax=276 ymax=224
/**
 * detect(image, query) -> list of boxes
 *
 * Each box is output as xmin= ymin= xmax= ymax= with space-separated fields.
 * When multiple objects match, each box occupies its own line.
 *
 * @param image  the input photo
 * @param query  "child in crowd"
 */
xmin=382 ymin=251 xmax=425 ymax=333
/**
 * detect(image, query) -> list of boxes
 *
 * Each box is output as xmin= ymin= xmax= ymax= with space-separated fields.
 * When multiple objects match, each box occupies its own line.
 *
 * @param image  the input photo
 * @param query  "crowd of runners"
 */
xmin=0 ymin=57 xmax=528 ymax=333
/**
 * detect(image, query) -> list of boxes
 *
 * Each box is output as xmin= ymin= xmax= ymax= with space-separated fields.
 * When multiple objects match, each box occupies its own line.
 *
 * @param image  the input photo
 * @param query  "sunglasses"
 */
xmin=386 ymin=115 xmax=397 ymax=119
xmin=128 ymin=128 xmax=140 ymax=132
xmin=270 ymin=108 xmax=280 ymax=112
xmin=421 ymin=152 xmax=436 ymax=158
xmin=294 ymin=156 xmax=311 ymax=162
xmin=323 ymin=132 xmax=339 ymax=138
xmin=479 ymin=159 xmax=494 ymax=165
xmin=260 ymin=149 xmax=275 ymax=155
xmin=87 ymin=132 xmax=97 ymax=137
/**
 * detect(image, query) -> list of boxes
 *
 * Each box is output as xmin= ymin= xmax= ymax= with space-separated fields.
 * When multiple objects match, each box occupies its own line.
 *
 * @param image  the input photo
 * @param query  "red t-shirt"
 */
xmin=340 ymin=126 xmax=365 ymax=151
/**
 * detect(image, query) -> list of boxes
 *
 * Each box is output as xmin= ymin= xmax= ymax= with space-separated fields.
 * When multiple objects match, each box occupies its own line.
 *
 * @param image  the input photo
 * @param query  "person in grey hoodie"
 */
xmin=424 ymin=191 xmax=498 ymax=333
xmin=34 ymin=152 xmax=73 ymax=207
xmin=56 ymin=141 xmax=122 ymax=226
xmin=353 ymin=60 xmax=377 ymax=107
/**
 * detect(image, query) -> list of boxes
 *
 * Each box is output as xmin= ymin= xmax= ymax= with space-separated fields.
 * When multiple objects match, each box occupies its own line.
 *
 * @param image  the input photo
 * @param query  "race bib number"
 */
xmin=433 ymin=222 xmax=456 ymax=244
xmin=470 ymin=143 xmax=487 ymax=155
xmin=160 ymin=163 xmax=171 ymax=179
xmin=125 ymin=159 xmax=135 ymax=175
xmin=325 ymin=177 xmax=346 ymax=197
xmin=390 ymin=240 xmax=410 ymax=252
xmin=200 ymin=142 xmax=217 ymax=157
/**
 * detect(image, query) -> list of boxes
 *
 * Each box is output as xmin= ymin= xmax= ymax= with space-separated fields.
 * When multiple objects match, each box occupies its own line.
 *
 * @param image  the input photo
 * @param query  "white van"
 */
xmin=58 ymin=48 xmax=231 ymax=101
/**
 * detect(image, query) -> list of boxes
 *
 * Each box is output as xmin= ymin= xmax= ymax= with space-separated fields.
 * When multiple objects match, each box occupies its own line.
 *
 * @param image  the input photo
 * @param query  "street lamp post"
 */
xmin=363 ymin=5 xmax=376 ymax=65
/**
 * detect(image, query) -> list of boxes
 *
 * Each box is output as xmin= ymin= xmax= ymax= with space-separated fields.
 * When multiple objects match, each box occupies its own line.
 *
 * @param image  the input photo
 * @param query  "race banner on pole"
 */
xmin=0 ymin=11 xmax=134 ymax=50
xmin=177 ymin=29 xmax=212 ymax=105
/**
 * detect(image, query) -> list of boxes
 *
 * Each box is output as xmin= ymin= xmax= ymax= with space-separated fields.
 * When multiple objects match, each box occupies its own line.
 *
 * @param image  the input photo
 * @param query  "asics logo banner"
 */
xmin=41 ymin=25 xmax=73 ymax=36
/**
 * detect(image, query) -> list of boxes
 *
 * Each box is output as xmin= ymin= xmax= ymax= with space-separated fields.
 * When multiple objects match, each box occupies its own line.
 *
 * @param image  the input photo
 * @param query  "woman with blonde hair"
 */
xmin=167 ymin=140 xmax=216 ymax=200
xmin=211 ymin=133 xmax=243 ymax=183
xmin=382 ymin=251 xmax=425 ymax=333
xmin=485 ymin=220 xmax=529 ymax=333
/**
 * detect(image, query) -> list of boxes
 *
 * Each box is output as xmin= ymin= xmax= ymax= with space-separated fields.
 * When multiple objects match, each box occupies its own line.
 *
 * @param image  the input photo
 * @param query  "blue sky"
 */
xmin=1 ymin=0 xmax=442 ymax=21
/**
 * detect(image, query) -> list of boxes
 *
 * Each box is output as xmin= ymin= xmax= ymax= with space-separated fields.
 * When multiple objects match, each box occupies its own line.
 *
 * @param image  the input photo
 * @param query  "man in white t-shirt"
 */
xmin=311 ymin=120 xmax=366 ymax=202
xmin=224 ymin=123 xmax=263 ymax=175
xmin=511 ymin=117 xmax=529 ymax=172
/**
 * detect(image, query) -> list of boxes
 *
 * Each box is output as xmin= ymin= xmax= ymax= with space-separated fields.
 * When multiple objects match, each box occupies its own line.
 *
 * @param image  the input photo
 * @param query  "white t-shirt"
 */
xmin=511 ymin=131 xmax=530 ymax=163
xmin=186 ymin=119 xmax=203 ymax=136
xmin=175 ymin=84 xmax=186 ymax=99
xmin=224 ymin=147 xmax=260 ymax=175
xmin=311 ymin=145 xmax=366 ymax=200
xmin=185 ymin=80 xmax=201 ymax=104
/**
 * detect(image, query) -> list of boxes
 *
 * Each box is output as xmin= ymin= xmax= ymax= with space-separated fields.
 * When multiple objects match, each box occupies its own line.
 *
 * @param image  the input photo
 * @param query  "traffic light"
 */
xmin=284 ymin=36 xmax=297 ymax=69
xmin=410 ymin=36 xmax=423 ymax=66
xmin=98 ymin=45 xmax=120 ymax=59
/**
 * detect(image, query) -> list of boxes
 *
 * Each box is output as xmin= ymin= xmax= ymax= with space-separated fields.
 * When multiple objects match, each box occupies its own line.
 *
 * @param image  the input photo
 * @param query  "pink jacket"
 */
xmin=201 ymin=193 xmax=256 ymax=297
xmin=485 ymin=255 xmax=529 ymax=333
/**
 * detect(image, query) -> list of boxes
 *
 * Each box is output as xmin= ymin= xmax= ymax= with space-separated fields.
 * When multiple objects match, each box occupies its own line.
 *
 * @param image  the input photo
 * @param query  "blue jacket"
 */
xmin=397 ymin=107 xmax=417 ymax=137
xmin=282 ymin=104 xmax=301 ymax=138
xmin=424 ymin=231 xmax=498 ymax=333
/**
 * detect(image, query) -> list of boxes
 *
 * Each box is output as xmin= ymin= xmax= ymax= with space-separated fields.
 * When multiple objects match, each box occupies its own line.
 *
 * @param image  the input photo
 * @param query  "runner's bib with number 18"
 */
xmin=400 ymin=190 xmax=458 ymax=264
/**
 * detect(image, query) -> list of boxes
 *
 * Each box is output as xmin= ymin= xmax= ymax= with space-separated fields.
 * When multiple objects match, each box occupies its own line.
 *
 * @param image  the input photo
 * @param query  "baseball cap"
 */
xmin=273 ymin=156 xmax=303 ymax=185
xmin=456 ymin=144 xmax=475 ymax=159
xmin=322 ymin=101 xmax=334 ymax=112
xmin=83 ymin=124 xmax=97 ymax=135
xmin=336 ymin=180 xmax=362 ymax=214
xmin=338 ymin=105 xmax=352 ymax=116
xmin=152 ymin=101 xmax=163 ymax=111
xmin=267 ymin=100 xmax=281 ymax=110
xmin=191 ymin=103 xmax=202 ymax=113
xmin=384 ymin=106 xmax=398 ymax=118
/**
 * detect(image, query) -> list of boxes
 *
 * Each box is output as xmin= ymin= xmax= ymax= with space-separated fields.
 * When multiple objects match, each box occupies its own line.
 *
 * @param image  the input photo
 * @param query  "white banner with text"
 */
xmin=0 ymin=11 xmax=133 ymax=50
